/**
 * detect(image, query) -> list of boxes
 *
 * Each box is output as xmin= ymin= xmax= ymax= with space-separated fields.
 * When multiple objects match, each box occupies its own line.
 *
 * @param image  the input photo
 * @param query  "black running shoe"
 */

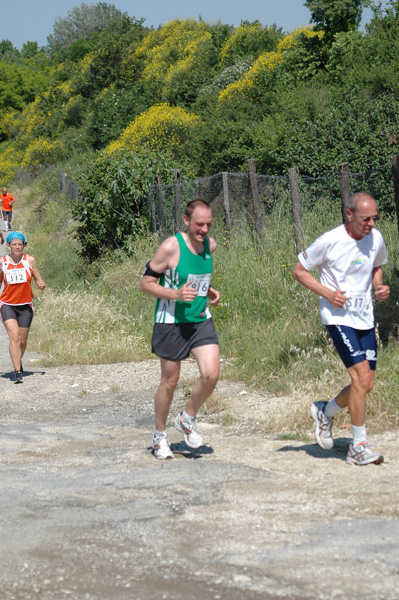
xmin=14 ymin=370 xmax=23 ymax=384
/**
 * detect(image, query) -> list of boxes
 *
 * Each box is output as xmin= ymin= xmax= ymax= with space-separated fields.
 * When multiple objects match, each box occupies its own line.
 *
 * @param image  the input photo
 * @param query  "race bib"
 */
xmin=187 ymin=273 xmax=211 ymax=296
xmin=344 ymin=291 xmax=367 ymax=314
xmin=6 ymin=268 xmax=28 ymax=284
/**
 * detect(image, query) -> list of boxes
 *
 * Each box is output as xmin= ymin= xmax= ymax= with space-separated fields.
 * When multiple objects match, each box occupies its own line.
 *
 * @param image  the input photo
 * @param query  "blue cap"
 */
xmin=6 ymin=231 xmax=27 ymax=245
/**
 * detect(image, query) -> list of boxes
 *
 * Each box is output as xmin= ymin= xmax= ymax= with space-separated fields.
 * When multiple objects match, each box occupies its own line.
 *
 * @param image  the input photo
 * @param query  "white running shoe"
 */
xmin=174 ymin=413 xmax=203 ymax=448
xmin=346 ymin=442 xmax=384 ymax=466
xmin=311 ymin=401 xmax=334 ymax=450
xmin=152 ymin=433 xmax=174 ymax=459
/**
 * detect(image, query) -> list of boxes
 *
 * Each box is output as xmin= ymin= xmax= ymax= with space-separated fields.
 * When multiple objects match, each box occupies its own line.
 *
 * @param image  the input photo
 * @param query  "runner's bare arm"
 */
xmin=208 ymin=236 xmax=217 ymax=253
xmin=140 ymin=236 xmax=198 ymax=302
xmin=372 ymin=266 xmax=390 ymax=301
xmin=292 ymin=261 xmax=348 ymax=308
xmin=28 ymin=256 xmax=46 ymax=290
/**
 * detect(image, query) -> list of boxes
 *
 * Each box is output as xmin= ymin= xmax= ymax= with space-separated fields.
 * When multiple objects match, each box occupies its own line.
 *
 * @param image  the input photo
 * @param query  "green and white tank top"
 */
xmin=154 ymin=233 xmax=213 ymax=324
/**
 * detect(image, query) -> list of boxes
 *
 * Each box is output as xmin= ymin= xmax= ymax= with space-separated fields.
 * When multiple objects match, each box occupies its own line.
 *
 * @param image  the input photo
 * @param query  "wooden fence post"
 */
xmin=156 ymin=175 xmax=165 ymax=231
xmin=392 ymin=154 xmax=399 ymax=238
xmin=339 ymin=162 xmax=350 ymax=223
xmin=222 ymin=172 xmax=231 ymax=236
xmin=248 ymin=158 xmax=263 ymax=240
xmin=288 ymin=167 xmax=305 ymax=254
xmin=174 ymin=169 xmax=182 ymax=233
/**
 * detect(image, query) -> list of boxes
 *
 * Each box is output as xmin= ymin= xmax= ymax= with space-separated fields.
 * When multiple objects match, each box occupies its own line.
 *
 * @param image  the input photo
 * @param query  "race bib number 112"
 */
xmin=5 ymin=268 xmax=27 ymax=284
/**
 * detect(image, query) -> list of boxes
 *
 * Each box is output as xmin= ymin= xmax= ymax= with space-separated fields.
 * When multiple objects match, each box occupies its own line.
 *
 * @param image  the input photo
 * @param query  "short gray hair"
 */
xmin=345 ymin=192 xmax=376 ymax=212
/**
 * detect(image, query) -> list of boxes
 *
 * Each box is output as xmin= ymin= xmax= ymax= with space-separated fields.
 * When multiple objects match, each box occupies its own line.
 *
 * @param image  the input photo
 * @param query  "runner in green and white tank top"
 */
xmin=140 ymin=199 xmax=220 ymax=460
xmin=155 ymin=233 xmax=212 ymax=324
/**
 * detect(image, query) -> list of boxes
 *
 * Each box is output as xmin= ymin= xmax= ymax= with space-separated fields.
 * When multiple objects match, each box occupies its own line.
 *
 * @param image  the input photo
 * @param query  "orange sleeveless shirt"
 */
xmin=0 ymin=254 xmax=34 ymax=305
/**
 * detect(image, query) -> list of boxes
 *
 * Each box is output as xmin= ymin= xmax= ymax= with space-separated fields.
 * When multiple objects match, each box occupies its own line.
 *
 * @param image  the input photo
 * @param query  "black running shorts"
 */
xmin=0 ymin=303 xmax=34 ymax=328
xmin=152 ymin=318 xmax=219 ymax=361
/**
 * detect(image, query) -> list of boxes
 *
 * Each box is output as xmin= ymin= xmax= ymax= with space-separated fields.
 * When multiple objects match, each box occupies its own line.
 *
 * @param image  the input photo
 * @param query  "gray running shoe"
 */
xmin=174 ymin=413 xmax=203 ymax=448
xmin=346 ymin=442 xmax=384 ymax=466
xmin=152 ymin=433 xmax=174 ymax=460
xmin=311 ymin=401 xmax=334 ymax=450
xmin=14 ymin=370 xmax=23 ymax=384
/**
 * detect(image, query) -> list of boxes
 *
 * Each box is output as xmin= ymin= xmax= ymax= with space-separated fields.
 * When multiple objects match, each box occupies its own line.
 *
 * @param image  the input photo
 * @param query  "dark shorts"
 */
xmin=2 ymin=210 xmax=12 ymax=219
xmin=152 ymin=318 xmax=219 ymax=361
xmin=0 ymin=303 xmax=34 ymax=328
xmin=325 ymin=325 xmax=377 ymax=370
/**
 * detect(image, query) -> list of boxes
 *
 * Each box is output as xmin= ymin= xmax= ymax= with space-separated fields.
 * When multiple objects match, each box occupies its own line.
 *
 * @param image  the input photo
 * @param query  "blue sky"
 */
xmin=3 ymin=0 xmax=390 ymax=50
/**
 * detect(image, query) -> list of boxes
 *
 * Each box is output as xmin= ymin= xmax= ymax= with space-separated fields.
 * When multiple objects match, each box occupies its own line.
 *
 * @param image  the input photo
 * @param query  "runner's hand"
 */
xmin=328 ymin=290 xmax=348 ymax=308
xmin=208 ymin=286 xmax=220 ymax=306
xmin=375 ymin=284 xmax=390 ymax=301
xmin=177 ymin=281 xmax=198 ymax=302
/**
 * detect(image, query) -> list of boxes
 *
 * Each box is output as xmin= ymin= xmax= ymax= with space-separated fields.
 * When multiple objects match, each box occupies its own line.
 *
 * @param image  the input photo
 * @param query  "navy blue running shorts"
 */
xmin=152 ymin=318 xmax=219 ymax=361
xmin=325 ymin=324 xmax=377 ymax=370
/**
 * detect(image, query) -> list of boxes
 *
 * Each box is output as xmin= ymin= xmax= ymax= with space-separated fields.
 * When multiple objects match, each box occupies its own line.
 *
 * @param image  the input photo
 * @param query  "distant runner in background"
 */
xmin=140 ymin=199 xmax=220 ymax=459
xmin=1 ymin=188 xmax=16 ymax=231
xmin=293 ymin=192 xmax=390 ymax=466
xmin=0 ymin=232 xmax=46 ymax=383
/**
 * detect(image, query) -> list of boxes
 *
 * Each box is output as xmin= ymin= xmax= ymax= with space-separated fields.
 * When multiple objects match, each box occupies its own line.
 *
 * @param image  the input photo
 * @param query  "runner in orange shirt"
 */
xmin=0 ymin=232 xmax=46 ymax=383
xmin=1 ymin=187 xmax=15 ymax=231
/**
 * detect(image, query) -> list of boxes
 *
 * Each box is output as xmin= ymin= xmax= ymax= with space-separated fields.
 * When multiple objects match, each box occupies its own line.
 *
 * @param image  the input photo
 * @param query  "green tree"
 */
xmin=47 ymin=2 xmax=130 ymax=54
xmin=74 ymin=148 xmax=184 ymax=259
xmin=304 ymin=0 xmax=369 ymax=44
xmin=21 ymin=41 xmax=39 ymax=59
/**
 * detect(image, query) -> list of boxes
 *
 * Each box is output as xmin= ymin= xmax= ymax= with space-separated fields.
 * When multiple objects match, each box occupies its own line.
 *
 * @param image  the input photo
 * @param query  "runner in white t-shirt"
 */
xmin=293 ymin=192 xmax=390 ymax=466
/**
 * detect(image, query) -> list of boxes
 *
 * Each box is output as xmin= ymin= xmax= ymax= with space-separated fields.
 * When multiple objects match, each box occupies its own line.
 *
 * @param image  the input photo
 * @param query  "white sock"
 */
xmin=352 ymin=424 xmax=366 ymax=446
xmin=324 ymin=398 xmax=341 ymax=418
xmin=3 ymin=221 xmax=7 ymax=229
xmin=182 ymin=409 xmax=195 ymax=421
xmin=154 ymin=429 xmax=167 ymax=438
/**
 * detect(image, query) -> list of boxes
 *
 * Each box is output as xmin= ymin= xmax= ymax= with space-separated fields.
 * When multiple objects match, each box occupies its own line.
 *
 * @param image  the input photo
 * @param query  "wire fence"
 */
xmin=145 ymin=161 xmax=397 ymax=251
xmin=20 ymin=159 xmax=398 ymax=252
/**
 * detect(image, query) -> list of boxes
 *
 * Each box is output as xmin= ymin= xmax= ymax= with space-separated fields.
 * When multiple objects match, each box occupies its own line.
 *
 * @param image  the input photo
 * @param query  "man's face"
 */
xmin=2 ymin=188 xmax=7 ymax=195
xmin=346 ymin=199 xmax=379 ymax=239
xmin=185 ymin=206 xmax=213 ymax=243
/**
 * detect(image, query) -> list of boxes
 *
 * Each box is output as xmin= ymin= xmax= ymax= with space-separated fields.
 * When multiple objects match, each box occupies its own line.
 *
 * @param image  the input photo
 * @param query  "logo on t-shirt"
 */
xmin=351 ymin=257 xmax=368 ymax=265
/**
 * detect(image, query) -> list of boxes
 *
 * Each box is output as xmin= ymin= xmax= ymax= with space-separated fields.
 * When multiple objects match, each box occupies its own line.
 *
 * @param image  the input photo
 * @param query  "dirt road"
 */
xmin=1 ymin=298 xmax=399 ymax=600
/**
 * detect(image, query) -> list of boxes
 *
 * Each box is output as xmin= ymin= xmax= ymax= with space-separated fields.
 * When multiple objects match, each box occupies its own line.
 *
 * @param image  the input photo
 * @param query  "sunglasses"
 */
xmin=361 ymin=215 xmax=379 ymax=223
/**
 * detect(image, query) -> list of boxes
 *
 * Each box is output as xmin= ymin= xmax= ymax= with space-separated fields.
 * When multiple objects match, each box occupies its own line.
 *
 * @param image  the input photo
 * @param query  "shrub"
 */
xmin=105 ymin=103 xmax=201 ymax=160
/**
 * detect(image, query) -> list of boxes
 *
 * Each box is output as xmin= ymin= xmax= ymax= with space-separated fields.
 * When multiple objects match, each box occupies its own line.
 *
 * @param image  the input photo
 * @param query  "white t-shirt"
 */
xmin=298 ymin=224 xmax=387 ymax=329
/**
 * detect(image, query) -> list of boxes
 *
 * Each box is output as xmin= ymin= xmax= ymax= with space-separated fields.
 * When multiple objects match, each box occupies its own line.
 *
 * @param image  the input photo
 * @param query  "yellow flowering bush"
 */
xmin=22 ymin=138 xmax=65 ymax=166
xmin=105 ymin=103 xmax=201 ymax=158
xmin=219 ymin=26 xmax=323 ymax=104
xmin=221 ymin=22 xmax=282 ymax=67
xmin=1 ymin=111 xmax=24 ymax=140
xmin=131 ymin=19 xmax=216 ymax=102
xmin=0 ymin=144 xmax=24 ymax=182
